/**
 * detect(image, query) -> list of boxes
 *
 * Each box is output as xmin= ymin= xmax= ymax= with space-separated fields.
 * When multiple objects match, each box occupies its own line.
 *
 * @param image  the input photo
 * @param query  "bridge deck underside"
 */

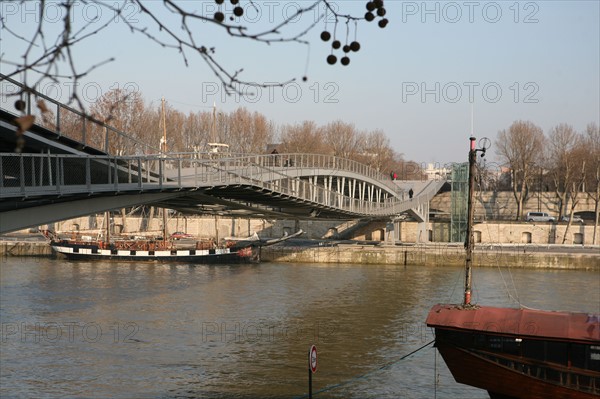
xmin=167 ymin=185 xmax=372 ymax=219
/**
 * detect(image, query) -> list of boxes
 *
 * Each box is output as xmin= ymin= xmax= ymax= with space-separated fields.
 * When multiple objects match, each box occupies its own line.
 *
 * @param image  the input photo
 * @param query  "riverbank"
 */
xmin=2 ymin=238 xmax=598 ymax=270
xmin=0 ymin=239 xmax=53 ymax=257
xmin=261 ymin=243 xmax=599 ymax=269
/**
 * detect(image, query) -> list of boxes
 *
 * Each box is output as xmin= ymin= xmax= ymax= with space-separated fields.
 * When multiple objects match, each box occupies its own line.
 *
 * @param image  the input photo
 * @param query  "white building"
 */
xmin=424 ymin=163 xmax=450 ymax=180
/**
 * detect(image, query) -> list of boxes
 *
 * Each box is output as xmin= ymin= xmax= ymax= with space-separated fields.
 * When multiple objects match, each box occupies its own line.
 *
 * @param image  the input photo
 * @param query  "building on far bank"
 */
xmin=424 ymin=163 xmax=450 ymax=180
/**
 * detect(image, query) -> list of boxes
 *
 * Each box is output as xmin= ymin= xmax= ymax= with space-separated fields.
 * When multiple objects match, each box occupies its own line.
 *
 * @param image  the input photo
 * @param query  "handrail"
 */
xmin=0 ymin=73 xmax=160 ymax=155
xmin=162 ymin=152 xmax=404 ymax=195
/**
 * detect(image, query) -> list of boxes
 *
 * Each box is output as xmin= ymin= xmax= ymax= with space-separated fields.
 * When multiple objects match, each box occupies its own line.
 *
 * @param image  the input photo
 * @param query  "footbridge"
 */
xmin=0 ymin=151 xmax=444 ymax=233
xmin=0 ymin=75 xmax=445 ymax=234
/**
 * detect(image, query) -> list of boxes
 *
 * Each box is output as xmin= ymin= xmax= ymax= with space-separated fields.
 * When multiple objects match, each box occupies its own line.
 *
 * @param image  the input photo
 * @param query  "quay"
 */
xmin=2 ymin=236 xmax=598 ymax=270
xmin=261 ymin=243 xmax=599 ymax=269
xmin=0 ymin=237 xmax=53 ymax=257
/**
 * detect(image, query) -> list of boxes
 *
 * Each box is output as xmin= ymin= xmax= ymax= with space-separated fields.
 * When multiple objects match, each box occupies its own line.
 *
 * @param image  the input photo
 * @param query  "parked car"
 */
xmin=561 ymin=215 xmax=584 ymax=224
xmin=170 ymin=232 xmax=193 ymax=240
xmin=525 ymin=212 xmax=555 ymax=222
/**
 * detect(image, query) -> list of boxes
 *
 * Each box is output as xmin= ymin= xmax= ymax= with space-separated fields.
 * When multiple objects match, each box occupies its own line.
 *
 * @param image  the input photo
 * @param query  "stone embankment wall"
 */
xmin=7 ymin=214 xmax=600 ymax=246
xmin=403 ymin=221 xmax=598 ymax=246
xmin=0 ymin=241 xmax=53 ymax=257
xmin=2 ymin=238 xmax=597 ymax=270
xmin=261 ymin=244 xmax=599 ymax=270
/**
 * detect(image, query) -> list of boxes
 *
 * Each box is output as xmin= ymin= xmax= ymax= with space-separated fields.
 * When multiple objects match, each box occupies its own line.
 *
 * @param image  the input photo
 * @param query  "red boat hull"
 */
xmin=427 ymin=305 xmax=600 ymax=399
xmin=436 ymin=344 xmax=598 ymax=399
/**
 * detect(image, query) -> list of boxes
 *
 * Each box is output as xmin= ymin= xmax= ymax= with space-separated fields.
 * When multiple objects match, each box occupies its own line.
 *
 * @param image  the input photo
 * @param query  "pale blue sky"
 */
xmin=1 ymin=1 xmax=599 ymax=164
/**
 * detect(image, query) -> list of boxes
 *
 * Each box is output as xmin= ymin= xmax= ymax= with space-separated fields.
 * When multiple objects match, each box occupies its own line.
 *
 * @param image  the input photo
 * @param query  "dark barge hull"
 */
xmin=435 ymin=342 xmax=599 ymax=399
xmin=51 ymin=243 xmax=259 ymax=264
xmin=427 ymin=305 xmax=600 ymax=399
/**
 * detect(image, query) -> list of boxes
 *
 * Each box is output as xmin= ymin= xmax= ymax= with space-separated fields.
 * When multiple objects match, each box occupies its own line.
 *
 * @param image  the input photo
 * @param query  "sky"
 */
xmin=1 ymin=0 xmax=599 ymax=165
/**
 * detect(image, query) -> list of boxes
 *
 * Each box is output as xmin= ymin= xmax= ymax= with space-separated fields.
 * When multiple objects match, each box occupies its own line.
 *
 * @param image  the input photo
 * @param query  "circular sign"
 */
xmin=309 ymin=345 xmax=318 ymax=373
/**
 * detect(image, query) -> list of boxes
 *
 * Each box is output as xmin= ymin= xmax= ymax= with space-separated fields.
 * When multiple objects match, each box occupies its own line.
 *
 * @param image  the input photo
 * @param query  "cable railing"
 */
xmin=0 ymin=152 xmax=431 ymax=217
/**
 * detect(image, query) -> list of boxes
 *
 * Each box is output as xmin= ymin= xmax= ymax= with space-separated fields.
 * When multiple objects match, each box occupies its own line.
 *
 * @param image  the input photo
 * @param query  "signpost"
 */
xmin=308 ymin=345 xmax=317 ymax=398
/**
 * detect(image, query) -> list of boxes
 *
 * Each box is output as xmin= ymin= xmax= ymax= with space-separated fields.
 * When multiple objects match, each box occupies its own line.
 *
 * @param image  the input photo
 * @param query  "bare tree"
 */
xmin=57 ymin=106 xmax=87 ymax=145
xmin=90 ymin=88 xmax=151 ymax=155
xmin=227 ymin=107 xmax=274 ymax=153
xmin=183 ymin=111 xmax=212 ymax=154
xmin=396 ymin=159 xmax=424 ymax=180
xmin=357 ymin=129 xmax=394 ymax=173
xmin=583 ymin=123 xmax=600 ymax=244
xmin=322 ymin=121 xmax=361 ymax=159
xmin=495 ymin=120 xmax=545 ymax=220
xmin=2 ymin=1 xmax=390 ymax=152
xmin=561 ymin=139 xmax=587 ymax=243
xmin=546 ymin=123 xmax=580 ymax=219
xmin=279 ymin=121 xmax=325 ymax=153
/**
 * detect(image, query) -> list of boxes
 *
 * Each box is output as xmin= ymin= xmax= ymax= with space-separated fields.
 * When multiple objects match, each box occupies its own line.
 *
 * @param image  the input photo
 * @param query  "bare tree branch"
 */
xmin=1 ymin=0 xmax=387 ymax=103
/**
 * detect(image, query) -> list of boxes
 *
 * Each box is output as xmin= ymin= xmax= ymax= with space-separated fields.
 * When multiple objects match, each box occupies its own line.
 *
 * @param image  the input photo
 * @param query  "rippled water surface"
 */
xmin=1 ymin=258 xmax=598 ymax=398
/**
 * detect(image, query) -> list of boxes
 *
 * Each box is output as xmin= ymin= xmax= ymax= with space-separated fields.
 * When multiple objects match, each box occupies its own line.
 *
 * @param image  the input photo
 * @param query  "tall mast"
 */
xmin=162 ymin=208 xmax=168 ymax=245
xmin=105 ymin=211 xmax=110 ymax=245
xmin=464 ymin=137 xmax=477 ymax=306
xmin=161 ymin=97 xmax=167 ymax=153
xmin=211 ymin=102 xmax=216 ymax=143
xmin=464 ymin=136 xmax=488 ymax=305
xmin=160 ymin=98 xmax=168 ymax=244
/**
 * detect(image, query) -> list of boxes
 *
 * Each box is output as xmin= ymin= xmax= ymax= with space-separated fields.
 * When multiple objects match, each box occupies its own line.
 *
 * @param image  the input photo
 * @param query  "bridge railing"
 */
xmin=0 ymin=74 xmax=159 ymax=155
xmin=163 ymin=152 xmax=404 ymax=195
xmin=158 ymin=154 xmax=409 ymax=215
xmin=204 ymin=161 xmax=402 ymax=214
xmin=0 ymin=152 xmax=162 ymax=196
xmin=0 ymin=152 xmax=414 ymax=217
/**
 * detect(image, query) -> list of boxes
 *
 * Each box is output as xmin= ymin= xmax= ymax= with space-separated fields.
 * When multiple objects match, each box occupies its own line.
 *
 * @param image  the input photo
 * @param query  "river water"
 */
xmin=1 ymin=258 xmax=598 ymax=399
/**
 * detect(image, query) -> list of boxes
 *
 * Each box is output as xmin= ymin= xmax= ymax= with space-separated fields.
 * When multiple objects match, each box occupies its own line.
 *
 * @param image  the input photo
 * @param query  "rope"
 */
xmin=294 ymin=340 xmax=435 ymax=398
xmin=447 ymin=267 xmax=464 ymax=304
xmin=434 ymin=347 xmax=438 ymax=399
xmin=492 ymin=250 xmax=523 ymax=307
xmin=477 ymin=220 xmax=527 ymax=308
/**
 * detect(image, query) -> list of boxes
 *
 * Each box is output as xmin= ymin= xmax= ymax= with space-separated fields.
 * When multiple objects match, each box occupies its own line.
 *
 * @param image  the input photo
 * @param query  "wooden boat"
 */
xmin=43 ymin=229 xmax=303 ymax=264
xmin=42 ymin=218 xmax=303 ymax=264
xmin=44 ymin=233 xmax=259 ymax=263
xmin=427 ymin=305 xmax=600 ymax=398
xmin=426 ymin=137 xmax=600 ymax=399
